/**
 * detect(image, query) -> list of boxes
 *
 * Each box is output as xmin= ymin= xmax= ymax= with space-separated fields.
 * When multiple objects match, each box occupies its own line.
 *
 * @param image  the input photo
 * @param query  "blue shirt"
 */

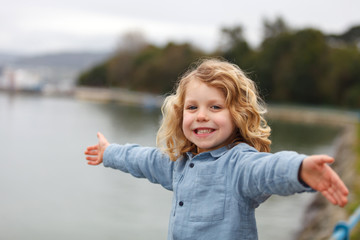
xmin=103 ymin=143 xmax=313 ymax=240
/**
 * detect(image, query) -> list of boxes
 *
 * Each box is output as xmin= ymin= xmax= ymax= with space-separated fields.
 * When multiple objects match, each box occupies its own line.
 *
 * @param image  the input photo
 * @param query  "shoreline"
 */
xmin=264 ymin=104 xmax=358 ymax=239
xmin=1 ymin=87 xmax=358 ymax=238
xmin=1 ymin=87 xmax=359 ymax=124
xmin=296 ymin=124 xmax=358 ymax=240
xmin=73 ymin=87 xmax=164 ymax=109
xmin=73 ymin=87 xmax=360 ymax=123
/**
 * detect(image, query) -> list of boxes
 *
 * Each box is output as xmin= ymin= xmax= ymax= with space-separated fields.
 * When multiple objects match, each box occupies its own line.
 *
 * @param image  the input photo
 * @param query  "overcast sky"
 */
xmin=1 ymin=0 xmax=359 ymax=55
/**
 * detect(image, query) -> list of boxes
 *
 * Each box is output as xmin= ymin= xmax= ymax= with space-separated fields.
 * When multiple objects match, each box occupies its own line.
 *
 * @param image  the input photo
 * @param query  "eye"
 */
xmin=211 ymin=105 xmax=222 ymax=110
xmin=186 ymin=105 xmax=197 ymax=110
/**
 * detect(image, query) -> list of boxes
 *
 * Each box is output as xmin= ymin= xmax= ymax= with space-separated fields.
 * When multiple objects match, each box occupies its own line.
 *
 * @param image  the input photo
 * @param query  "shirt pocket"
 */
xmin=189 ymin=173 xmax=226 ymax=222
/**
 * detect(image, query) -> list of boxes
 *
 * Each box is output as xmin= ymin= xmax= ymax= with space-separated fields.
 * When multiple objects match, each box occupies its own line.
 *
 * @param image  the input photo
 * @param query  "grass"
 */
xmin=349 ymin=123 xmax=360 ymax=239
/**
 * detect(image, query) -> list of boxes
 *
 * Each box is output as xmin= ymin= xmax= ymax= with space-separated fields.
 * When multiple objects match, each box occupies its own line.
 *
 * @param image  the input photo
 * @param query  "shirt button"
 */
xmin=189 ymin=163 xmax=194 ymax=168
xmin=179 ymin=201 xmax=184 ymax=206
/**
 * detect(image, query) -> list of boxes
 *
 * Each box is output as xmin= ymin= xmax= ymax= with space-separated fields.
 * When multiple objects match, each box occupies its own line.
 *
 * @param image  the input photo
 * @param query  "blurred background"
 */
xmin=0 ymin=0 xmax=359 ymax=239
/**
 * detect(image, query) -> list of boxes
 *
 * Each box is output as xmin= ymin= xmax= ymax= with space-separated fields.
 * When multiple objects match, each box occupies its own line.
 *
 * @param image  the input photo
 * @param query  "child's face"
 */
xmin=182 ymin=79 xmax=235 ymax=153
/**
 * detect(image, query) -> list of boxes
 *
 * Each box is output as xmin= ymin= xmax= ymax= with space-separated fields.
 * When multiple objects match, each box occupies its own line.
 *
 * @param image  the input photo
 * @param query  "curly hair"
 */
xmin=156 ymin=58 xmax=271 ymax=161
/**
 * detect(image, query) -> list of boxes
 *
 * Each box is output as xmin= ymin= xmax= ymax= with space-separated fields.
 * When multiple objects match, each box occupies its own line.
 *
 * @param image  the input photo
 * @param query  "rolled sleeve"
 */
xmin=282 ymin=153 xmax=314 ymax=193
xmin=103 ymin=144 xmax=128 ymax=171
xmin=260 ymin=151 xmax=314 ymax=195
xmin=235 ymin=149 xmax=314 ymax=204
xmin=103 ymin=143 xmax=174 ymax=191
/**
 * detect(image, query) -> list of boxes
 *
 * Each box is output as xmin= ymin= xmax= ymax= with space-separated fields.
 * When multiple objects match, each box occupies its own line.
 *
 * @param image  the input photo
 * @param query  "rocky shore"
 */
xmin=267 ymin=105 xmax=359 ymax=240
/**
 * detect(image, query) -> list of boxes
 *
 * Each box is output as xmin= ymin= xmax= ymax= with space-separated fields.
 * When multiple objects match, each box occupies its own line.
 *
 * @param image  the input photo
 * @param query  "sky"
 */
xmin=1 ymin=0 xmax=359 ymax=55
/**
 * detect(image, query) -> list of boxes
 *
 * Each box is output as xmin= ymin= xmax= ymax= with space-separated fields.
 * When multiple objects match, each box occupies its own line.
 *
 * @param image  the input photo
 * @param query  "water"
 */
xmin=0 ymin=92 xmax=341 ymax=240
xmin=257 ymin=119 xmax=340 ymax=239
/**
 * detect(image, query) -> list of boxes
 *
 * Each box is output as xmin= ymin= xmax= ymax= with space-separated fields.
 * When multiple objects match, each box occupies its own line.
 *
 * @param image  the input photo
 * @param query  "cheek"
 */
xmin=219 ymin=114 xmax=235 ymax=132
xmin=182 ymin=113 xmax=192 ymax=131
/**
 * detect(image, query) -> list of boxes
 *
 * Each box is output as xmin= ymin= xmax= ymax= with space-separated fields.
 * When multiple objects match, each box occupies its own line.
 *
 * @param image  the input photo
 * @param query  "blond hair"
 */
xmin=156 ymin=58 xmax=271 ymax=161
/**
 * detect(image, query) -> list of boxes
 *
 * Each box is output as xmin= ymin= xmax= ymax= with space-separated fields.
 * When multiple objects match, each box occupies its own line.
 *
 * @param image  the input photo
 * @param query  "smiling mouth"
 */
xmin=195 ymin=128 xmax=215 ymax=134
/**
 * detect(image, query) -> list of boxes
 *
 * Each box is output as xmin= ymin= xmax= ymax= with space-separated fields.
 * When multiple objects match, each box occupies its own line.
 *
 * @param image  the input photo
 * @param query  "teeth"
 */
xmin=197 ymin=129 xmax=213 ymax=134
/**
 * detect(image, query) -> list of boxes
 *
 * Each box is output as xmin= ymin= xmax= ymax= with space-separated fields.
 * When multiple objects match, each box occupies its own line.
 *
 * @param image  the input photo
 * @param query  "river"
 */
xmin=0 ymin=92 xmax=341 ymax=239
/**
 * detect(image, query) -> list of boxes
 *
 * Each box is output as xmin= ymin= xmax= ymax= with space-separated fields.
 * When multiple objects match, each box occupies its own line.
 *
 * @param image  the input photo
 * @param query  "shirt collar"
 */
xmin=185 ymin=145 xmax=230 ymax=160
xmin=209 ymin=145 xmax=230 ymax=158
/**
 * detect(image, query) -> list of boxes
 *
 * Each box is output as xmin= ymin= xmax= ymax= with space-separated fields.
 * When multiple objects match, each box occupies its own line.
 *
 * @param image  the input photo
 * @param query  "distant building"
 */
xmin=0 ymin=67 xmax=43 ymax=91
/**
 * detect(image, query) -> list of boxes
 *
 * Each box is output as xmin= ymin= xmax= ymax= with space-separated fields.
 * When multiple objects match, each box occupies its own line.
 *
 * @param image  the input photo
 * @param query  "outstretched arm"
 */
xmin=84 ymin=132 xmax=110 ymax=165
xmin=84 ymin=133 xmax=174 ymax=190
xmin=300 ymin=155 xmax=349 ymax=207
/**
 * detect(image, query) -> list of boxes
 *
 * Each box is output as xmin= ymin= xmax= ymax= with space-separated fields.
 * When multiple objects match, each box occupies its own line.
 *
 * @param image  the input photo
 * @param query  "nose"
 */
xmin=196 ymin=109 xmax=209 ymax=122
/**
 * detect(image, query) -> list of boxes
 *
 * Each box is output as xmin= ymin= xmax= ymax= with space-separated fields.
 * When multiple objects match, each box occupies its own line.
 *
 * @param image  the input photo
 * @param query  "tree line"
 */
xmin=77 ymin=18 xmax=360 ymax=108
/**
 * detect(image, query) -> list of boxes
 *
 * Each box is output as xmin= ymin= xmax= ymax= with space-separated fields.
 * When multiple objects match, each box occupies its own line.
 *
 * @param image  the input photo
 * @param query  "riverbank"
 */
xmin=74 ymin=87 xmax=164 ymax=109
xmin=296 ymin=123 xmax=359 ymax=240
xmin=266 ymin=106 xmax=359 ymax=239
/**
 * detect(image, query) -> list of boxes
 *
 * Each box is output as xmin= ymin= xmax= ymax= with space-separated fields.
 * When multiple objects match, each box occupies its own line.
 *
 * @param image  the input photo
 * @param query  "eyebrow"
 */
xmin=184 ymin=98 xmax=226 ymax=104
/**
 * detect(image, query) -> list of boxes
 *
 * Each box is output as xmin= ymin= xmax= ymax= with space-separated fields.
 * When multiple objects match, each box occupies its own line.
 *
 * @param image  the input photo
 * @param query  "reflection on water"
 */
xmin=269 ymin=119 xmax=341 ymax=155
xmin=0 ymin=92 xmax=341 ymax=240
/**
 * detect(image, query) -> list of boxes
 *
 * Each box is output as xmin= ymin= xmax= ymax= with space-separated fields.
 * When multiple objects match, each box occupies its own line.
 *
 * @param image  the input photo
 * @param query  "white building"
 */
xmin=0 ymin=67 xmax=43 ymax=91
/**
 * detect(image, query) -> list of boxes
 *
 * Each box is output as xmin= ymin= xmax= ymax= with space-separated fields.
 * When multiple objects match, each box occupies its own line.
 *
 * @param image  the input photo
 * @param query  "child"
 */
xmin=85 ymin=58 xmax=348 ymax=240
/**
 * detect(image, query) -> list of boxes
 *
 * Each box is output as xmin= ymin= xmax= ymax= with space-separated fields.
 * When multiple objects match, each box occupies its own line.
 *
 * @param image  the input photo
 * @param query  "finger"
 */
xmin=330 ymin=186 xmax=343 ymax=206
xmin=321 ymin=167 xmax=348 ymax=207
xmin=332 ymin=177 xmax=349 ymax=207
xmin=332 ymin=188 xmax=348 ymax=207
xmin=318 ymin=155 xmax=334 ymax=165
xmin=336 ymin=179 xmax=349 ymax=196
xmin=327 ymin=168 xmax=349 ymax=196
xmin=97 ymin=132 xmax=104 ymax=140
xmin=336 ymin=191 xmax=348 ymax=207
xmin=97 ymin=132 xmax=109 ymax=145
xmin=86 ymin=156 xmax=99 ymax=161
xmin=86 ymin=145 xmax=99 ymax=151
xmin=322 ymin=170 xmax=345 ymax=206
xmin=339 ymin=196 xmax=348 ymax=207
xmin=323 ymin=184 xmax=348 ymax=207
xmin=321 ymin=190 xmax=337 ymax=205
xmin=84 ymin=150 xmax=99 ymax=155
xmin=333 ymin=175 xmax=349 ymax=195
xmin=87 ymin=161 xmax=101 ymax=166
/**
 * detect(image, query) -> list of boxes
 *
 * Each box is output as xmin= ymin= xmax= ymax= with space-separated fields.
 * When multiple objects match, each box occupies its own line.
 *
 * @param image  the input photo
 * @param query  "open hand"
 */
xmin=84 ymin=132 xmax=110 ymax=165
xmin=300 ymin=155 xmax=349 ymax=207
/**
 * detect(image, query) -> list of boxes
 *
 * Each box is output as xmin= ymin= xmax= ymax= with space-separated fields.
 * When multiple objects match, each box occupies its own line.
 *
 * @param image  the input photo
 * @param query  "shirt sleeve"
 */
xmin=103 ymin=143 xmax=174 ymax=191
xmin=233 ymin=149 xmax=314 ymax=205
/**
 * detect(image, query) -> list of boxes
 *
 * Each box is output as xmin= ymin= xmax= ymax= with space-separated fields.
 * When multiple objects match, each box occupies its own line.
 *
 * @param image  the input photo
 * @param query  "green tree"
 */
xmin=107 ymin=31 xmax=149 ymax=87
xmin=288 ymin=29 xmax=328 ymax=103
xmin=255 ymin=28 xmax=328 ymax=104
xmin=77 ymin=24 xmax=360 ymax=109
xmin=327 ymin=25 xmax=360 ymax=46
xmin=131 ymin=42 xmax=202 ymax=94
xmin=77 ymin=62 xmax=108 ymax=87
xmin=255 ymin=31 xmax=294 ymax=101
xmin=325 ymin=46 xmax=360 ymax=107
xmin=262 ymin=16 xmax=290 ymax=40
xmin=77 ymin=40 xmax=203 ymax=94
xmin=218 ymin=25 xmax=254 ymax=70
